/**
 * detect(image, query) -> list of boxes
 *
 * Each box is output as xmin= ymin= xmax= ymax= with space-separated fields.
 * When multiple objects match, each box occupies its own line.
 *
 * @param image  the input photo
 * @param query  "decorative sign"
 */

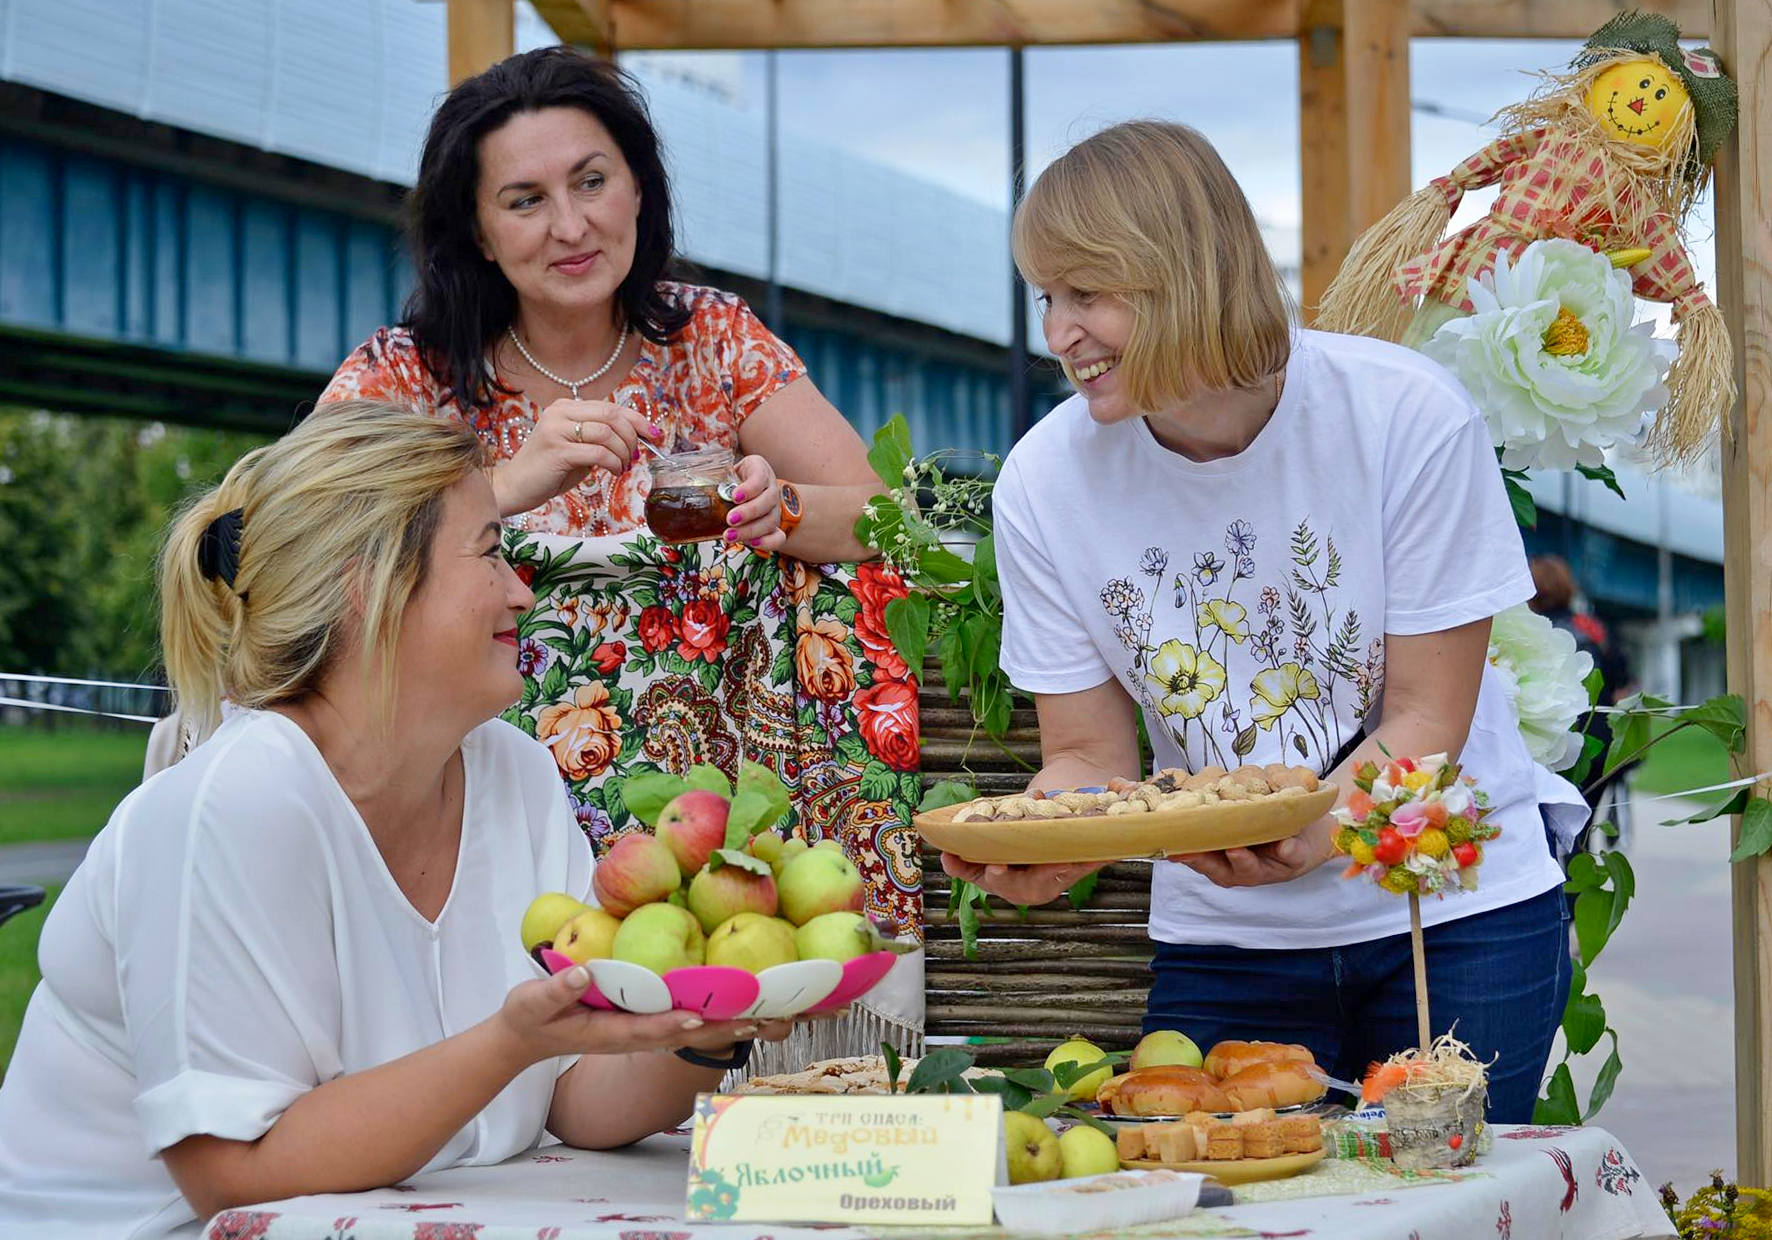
xmin=686 ymin=1092 xmax=1004 ymax=1226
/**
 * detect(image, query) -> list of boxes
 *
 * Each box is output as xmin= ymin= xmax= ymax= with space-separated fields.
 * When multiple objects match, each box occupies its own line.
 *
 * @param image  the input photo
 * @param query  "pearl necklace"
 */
xmin=507 ymin=322 xmax=630 ymax=398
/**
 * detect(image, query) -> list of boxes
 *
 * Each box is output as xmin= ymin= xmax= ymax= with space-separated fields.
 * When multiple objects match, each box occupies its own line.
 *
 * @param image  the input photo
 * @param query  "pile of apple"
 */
xmin=522 ymin=762 xmax=895 ymax=976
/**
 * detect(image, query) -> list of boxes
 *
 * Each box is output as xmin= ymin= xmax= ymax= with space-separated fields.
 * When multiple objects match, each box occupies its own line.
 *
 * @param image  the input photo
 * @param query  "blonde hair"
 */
xmin=1013 ymin=121 xmax=1294 ymax=412
xmin=158 ymin=400 xmax=485 ymax=740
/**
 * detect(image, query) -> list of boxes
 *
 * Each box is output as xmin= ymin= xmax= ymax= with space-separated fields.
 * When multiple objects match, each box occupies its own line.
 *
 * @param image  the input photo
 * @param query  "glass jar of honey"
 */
xmin=643 ymin=446 xmax=740 ymax=544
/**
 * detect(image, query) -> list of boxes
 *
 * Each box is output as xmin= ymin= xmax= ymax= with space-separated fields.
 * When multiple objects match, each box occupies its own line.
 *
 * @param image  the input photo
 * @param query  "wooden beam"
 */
xmin=530 ymin=0 xmax=1710 ymax=49
xmin=1411 ymin=0 xmax=1708 ymax=38
xmin=1718 ymin=0 xmax=1772 ymax=1192
xmin=554 ymin=0 xmax=1302 ymax=49
xmin=1298 ymin=0 xmax=1410 ymax=321
xmin=447 ymin=0 xmax=514 ymax=85
xmin=531 ymin=0 xmax=616 ymax=55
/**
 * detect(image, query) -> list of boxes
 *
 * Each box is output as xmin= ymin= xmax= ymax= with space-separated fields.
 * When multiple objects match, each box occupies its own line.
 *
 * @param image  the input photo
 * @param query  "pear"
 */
xmin=1130 ymin=1029 xmax=1204 ymax=1071
xmin=520 ymin=892 xmax=591 ymax=952
xmin=1058 ymin=1124 xmax=1121 ymax=1179
xmin=1003 ymin=1111 xmax=1062 ymax=1185
xmin=1044 ymin=1037 xmax=1113 ymax=1102
xmin=553 ymin=907 xmax=621 ymax=963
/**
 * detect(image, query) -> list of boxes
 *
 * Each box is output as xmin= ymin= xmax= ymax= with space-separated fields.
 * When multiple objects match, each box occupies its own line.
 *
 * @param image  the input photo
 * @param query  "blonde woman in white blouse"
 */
xmin=0 ymin=401 xmax=792 ymax=1239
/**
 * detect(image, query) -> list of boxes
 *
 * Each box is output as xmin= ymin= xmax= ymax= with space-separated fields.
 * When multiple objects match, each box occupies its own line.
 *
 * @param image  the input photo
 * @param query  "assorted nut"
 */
xmin=948 ymin=765 xmax=1320 ymax=823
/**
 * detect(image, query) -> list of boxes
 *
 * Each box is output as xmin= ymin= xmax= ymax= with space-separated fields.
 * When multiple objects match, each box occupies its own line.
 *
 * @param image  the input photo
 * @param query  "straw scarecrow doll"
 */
xmin=1320 ymin=12 xmax=1738 ymax=465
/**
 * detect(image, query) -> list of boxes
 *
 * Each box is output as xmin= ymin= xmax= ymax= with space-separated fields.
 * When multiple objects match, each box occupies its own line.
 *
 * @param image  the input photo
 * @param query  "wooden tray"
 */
xmin=1125 ymin=1146 xmax=1326 ymax=1186
xmin=914 ymin=787 xmax=1337 ymax=865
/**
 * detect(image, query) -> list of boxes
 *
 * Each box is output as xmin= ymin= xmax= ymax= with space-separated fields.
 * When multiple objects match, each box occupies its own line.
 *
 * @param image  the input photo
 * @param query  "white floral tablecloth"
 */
xmin=198 ymin=1124 xmax=1672 ymax=1240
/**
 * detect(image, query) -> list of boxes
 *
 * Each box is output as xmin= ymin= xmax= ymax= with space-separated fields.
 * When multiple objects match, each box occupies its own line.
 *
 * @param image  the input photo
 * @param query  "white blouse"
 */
xmin=0 ymin=710 xmax=592 ymax=1239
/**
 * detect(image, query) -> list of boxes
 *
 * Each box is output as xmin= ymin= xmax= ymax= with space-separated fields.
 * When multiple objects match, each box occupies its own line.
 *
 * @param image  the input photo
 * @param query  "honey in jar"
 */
xmin=644 ymin=447 xmax=740 ymax=543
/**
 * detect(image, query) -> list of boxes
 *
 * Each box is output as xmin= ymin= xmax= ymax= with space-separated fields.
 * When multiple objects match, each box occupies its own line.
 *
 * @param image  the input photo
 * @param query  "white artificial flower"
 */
xmin=1440 ymin=782 xmax=1475 ymax=818
xmin=1487 ymin=603 xmax=1596 ymax=771
xmin=1420 ymin=239 xmax=1676 ymax=470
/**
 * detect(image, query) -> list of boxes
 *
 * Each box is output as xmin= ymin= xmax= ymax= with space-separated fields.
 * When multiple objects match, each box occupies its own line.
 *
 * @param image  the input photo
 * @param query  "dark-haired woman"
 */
xmin=321 ymin=49 xmax=926 ymax=1050
xmin=323 ymin=47 xmax=878 ymax=555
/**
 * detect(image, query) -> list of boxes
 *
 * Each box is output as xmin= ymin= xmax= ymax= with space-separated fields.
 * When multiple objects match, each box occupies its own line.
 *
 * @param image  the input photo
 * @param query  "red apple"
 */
xmin=686 ymin=863 xmax=778 ymax=934
xmin=592 ymin=832 xmax=682 ymax=917
xmin=655 ymin=789 xmax=731 ymax=876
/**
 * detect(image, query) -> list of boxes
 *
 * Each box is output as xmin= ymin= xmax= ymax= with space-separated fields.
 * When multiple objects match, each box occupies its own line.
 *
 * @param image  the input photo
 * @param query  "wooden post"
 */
xmin=1299 ymin=3 xmax=1351 ymax=321
xmin=1717 ymin=0 xmax=1772 ymax=1191
xmin=1298 ymin=0 xmax=1412 ymax=322
xmin=448 ymin=0 xmax=514 ymax=87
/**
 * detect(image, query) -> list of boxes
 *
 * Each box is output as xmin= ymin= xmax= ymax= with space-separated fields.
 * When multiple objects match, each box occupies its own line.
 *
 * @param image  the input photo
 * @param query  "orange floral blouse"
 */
xmin=319 ymin=282 xmax=807 ymax=536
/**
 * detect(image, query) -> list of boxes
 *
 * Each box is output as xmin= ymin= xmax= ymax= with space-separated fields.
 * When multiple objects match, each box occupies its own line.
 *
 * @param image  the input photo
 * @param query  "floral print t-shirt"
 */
xmin=320 ymin=282 xmax=806 ymax=536
xmin=993 ymin=329 xmax=1575 ymax=949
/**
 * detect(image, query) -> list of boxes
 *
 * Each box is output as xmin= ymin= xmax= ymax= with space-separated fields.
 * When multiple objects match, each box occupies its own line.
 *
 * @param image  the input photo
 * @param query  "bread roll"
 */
xmin=1097 ymin=1065 xmax=1232 ymax=1117
xmin=1203 ymin=1039 xmax=1315 ymax=1080
xmin=1218 ymin=1061 xmax=1328 ymax=1111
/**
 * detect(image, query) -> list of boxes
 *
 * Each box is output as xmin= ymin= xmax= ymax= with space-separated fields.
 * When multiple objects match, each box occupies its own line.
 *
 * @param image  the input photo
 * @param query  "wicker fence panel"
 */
xmin=918 ymin=661 xmax=1155 ymax=1069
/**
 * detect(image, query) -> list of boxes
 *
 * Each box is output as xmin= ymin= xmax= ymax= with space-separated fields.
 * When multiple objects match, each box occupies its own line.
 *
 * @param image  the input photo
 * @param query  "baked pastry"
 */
xmin=1115 ymin=1127 xmax=1148 ymax=1161
xmin=1218 ymin=1061 xmax=1328 ymax=1111
xmin=1203 ymin=1122 xmax=1243 ymax=1160
xmin=1097 ymin=1065 xmax=1232 ymax=1117
xmin=1239 ymin=1120 xmax=1286 ymax=1159
xmin=1149 ymin=1122 xmax=1199 ymax=1163
xmin=1202 ymin=1040 xmax=1315 ymax=1080
xmin=1280 ymin=1114 xmax=1325 ymax=1154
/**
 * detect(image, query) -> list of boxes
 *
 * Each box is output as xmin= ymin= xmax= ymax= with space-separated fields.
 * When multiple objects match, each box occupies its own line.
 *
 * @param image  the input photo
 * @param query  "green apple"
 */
xmin=1003 ymin=1111 xmax=1063 ymax=1185
xmin=1058 ymin=1125 xmax=1120 ymax=1179
xmin=1044 ymin=1037 xmax=1113 ymax=1102
xmin=520 ymin=892 xmax=591 ymax=952
xmin=746 ymin=832 xmax=785 ymax=866
xmin=770 ymin=837 xmax=810 ymax=877
xmin=705 ymin=913 xmax=798 ymax=973
xmin=553 ymin=907 xmax=621 ymax=963
xmin=1130 ymin=1029 xmax=1204 ymax=1071
xmin=813 ymin=838 xmax=845 ymax=852
xmin=611 ymin=902 xmax=705 ymax=974
xmin=776 ymin=848 xmax=865 ymax=927
xmin=792 ymin=911 xmax=871 ymax=963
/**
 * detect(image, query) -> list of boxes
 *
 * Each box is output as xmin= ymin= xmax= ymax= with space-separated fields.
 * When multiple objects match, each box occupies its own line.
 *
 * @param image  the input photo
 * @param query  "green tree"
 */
xmin=0 ymin=409 xmax=268 ymax=682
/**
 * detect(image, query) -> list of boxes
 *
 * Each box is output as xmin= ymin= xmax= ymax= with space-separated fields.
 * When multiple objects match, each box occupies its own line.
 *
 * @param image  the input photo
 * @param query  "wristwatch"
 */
xmin=777 ymin=482 xmax=804 ymax=537
xmin=674 ymin=1040 xmax=754 ymax=1071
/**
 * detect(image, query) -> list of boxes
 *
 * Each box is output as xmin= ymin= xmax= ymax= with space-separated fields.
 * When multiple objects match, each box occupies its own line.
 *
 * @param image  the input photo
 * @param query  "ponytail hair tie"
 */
xmin=197 ymin=507 xmax=246 ymax=591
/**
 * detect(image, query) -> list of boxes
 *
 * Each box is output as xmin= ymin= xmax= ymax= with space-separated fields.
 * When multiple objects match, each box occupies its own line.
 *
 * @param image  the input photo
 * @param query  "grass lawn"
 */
xmin=0 ymin=725 xmax=148 ymax=845
xmin=0 ymin=884 xmax=59 ymax=1077
xmin=1630 ymin=719 xmax=1733 ymax=799
xmin=0 ymin=724 xmax=148 ymax=1073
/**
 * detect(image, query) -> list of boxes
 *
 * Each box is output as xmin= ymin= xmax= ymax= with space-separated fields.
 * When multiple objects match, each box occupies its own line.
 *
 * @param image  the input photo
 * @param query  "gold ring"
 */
xmin=572 ymin=420 xmax=584 ymax=442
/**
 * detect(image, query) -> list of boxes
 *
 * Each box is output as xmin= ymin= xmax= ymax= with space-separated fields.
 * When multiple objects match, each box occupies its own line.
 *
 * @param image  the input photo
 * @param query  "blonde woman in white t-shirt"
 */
xmin=0 ymin=402 xmax=794 ymax=1239
xmin=940 ymin=122 xmax=1583 ymax=1122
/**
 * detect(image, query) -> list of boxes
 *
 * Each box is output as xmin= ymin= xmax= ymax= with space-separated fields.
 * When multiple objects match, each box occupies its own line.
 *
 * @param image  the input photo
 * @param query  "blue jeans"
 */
xmin=1144 ymin=885 xmax=1572 ymax=1123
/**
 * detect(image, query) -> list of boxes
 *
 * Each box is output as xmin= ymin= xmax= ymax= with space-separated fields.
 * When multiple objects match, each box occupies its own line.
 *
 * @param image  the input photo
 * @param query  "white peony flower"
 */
xmin=1420 ymin=239 xmax=1676 ymax=471
xmin=1487 ymin=603 xmax=1596 ymax=771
